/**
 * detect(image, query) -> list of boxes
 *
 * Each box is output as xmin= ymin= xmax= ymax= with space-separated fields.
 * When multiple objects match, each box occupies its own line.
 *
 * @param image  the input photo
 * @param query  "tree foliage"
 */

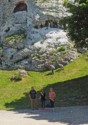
xmin=64 ymin=0 xmax=88 ymax=48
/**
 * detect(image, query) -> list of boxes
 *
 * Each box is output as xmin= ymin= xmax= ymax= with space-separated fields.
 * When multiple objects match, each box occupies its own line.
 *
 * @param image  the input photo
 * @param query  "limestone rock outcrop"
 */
xmin=0 ymin=0 xmax=78 ymax=71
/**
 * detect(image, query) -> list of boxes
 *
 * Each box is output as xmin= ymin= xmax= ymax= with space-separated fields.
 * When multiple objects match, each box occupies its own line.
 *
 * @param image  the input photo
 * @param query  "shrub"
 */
xmin=5 ymin=29 xmax=26 ymax=45
xmin=63 ymin=0 xmax=68 ymax=7
xmin=58 ymin=46 xmax=66 ymax=52
xmin=0 ymin=47 xmax=3 ymax=53
xmin=10 ymin=73 xmax=22 ymax=82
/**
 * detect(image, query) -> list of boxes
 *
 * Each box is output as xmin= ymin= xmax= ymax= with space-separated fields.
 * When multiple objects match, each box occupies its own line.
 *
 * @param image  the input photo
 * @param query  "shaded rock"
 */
xmin=13 ymin=48 xmax=31 ymax=63
xmin=3 ymin=48 xmax=17 ymax=59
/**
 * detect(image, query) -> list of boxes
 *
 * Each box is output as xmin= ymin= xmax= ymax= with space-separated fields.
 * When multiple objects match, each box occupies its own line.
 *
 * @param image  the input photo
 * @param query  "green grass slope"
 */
xmin=0 ymin=52 xmax=88 ymax=110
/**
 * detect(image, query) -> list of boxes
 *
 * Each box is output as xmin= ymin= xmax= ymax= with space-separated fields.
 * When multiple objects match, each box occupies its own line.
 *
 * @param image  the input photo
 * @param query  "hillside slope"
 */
xmin=0 ymin=52 xmax=88 ymax=110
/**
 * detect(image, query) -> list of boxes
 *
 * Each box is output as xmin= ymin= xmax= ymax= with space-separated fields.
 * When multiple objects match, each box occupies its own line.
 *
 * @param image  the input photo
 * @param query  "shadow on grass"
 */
xmin=46 ymin=68 xmax=64 ymax=76
xmin=5 ymin=75 xmax=88 ymax=124
xmin=45 ymin=72 xmax=53 ymax=76
xmin=5 ymin=75 xmax=88 ymax=109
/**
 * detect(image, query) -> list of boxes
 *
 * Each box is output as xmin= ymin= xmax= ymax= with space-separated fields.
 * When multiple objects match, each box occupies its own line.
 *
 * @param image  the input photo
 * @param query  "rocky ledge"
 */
xmin=0 ymin=26 xmax=78 ymax=71
xmin=0 ymin=0 xmax=78 ymax=71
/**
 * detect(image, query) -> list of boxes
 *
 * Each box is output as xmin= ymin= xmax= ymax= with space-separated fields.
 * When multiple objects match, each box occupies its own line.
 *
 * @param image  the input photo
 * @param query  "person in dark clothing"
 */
xmin=40 ymin=88 xmax=46 ymax=109
xmin=29 ymin=87 xmax=37 ymax=110
xmin=50 ymin=65 xmax=55 ymax=74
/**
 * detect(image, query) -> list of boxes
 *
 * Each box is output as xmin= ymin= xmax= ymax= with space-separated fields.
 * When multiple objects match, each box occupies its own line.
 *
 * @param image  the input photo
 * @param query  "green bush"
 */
xmin=58 ymin=46 xmax=66 ymax=52
xmin=0 ymin=47 xmax=3 ymax=53
xmin=5 ymin=29 xmax=26 ymax=45
xmin=41 ymin=0 xmax=48 ymax=2
xmin=10 ymin=73 xmax=22 ymax=82
xmin=63 ymin=0 xmax=68 ymax=7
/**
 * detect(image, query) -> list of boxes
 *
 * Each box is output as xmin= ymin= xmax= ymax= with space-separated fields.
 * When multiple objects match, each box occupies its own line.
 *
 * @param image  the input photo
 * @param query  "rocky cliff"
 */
xmin=0 ymin=0 xmax=78 ymax=71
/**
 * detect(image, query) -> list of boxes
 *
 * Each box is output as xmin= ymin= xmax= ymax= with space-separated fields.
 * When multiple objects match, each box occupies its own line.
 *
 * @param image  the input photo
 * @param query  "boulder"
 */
xmin=19 ymin=69 xmax=28 ymax=77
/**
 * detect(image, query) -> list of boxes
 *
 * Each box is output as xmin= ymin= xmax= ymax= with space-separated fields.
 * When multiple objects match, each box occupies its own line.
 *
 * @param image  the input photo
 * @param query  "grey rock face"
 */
xmin=0 ymin=0 xmax=78 ymax=71
xmin=14 ymin=11 xmax=27 ymax=24
xmin=12 ymin=48 xmax=31 ymax=63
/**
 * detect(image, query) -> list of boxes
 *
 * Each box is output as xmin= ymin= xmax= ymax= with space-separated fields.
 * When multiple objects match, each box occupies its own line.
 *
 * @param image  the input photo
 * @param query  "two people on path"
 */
xmin=29 ymin=87 xmax=56 ymax=110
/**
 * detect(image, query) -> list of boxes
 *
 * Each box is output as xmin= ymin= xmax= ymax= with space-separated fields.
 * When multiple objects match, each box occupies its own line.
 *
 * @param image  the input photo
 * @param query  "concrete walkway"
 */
xmin=0 ymin=106 xmax=88 ymax=125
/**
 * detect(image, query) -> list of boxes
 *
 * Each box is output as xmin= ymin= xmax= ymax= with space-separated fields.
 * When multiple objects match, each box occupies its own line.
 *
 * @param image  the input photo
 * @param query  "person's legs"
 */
xmin=34 ymin=99 xmax=38 ymax=109
xmin=42 ymin=101 xmax=45 ymax=108
xmin=30 ymin=99 xmax=34 ymax=109
xmin=41 ymin=100 xmax=43 ymax=108
xmin=50 ymin=100 xmax=54 ymax=108
xmin=50 ymin=100 xmax=55 ymax=111
xmin=50 ymin=100 xmax=52 ymax=107
xmin=40 ymin=101 xmax=45 ymax=110
xmin=52 ymin=101 xmax=54 ymax=108
xmin=52 ymin=69 xmax=54 ymax=74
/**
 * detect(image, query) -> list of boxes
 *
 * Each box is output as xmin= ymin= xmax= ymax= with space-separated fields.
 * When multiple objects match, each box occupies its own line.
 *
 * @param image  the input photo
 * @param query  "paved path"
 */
xmin=0 ymin=106 xmax=88 ymax=125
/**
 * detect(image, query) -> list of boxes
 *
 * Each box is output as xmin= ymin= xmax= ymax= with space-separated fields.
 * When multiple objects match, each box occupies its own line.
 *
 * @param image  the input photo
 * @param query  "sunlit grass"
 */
xmin=0 ymin=52 xmax=88 ymax=110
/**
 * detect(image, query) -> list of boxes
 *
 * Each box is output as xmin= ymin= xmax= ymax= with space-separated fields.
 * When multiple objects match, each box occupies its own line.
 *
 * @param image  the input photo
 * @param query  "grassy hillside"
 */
xmin=0 ymin=52 xmax=88 ymax=110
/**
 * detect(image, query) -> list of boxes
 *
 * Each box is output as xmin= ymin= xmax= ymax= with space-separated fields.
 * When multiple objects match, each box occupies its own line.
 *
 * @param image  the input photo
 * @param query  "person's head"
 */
xmin=31 ymin=87 xmax=34 ymax=90
xmin=50 ymin=88 xmax=53 ymax=92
